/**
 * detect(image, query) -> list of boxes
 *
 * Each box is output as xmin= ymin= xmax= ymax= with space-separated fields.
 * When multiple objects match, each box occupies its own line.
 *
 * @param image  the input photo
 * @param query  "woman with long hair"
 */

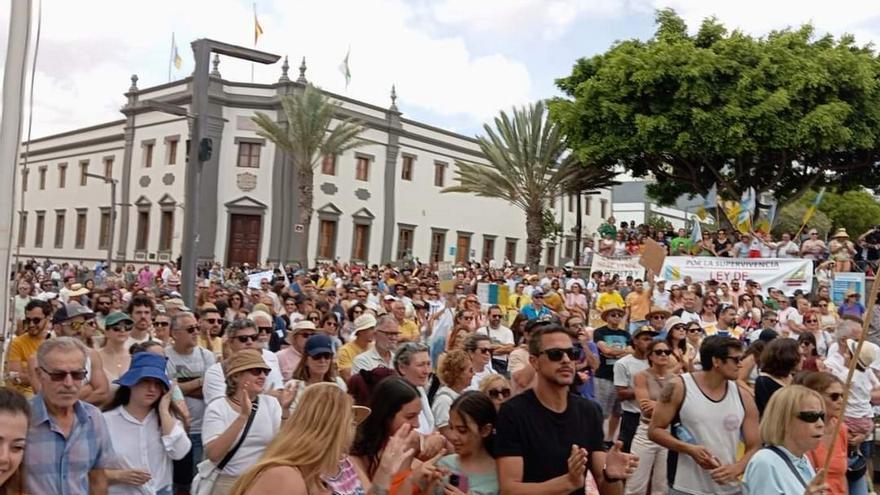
xmin=102 ymin=352 xmax=190 ymax=495
xmin=663 ymin=317 xmax=690 ymax=374
xmin=564 ymin=283 xmax=589 ymax=319
xmin=698 ymin=295 xmax=719 ymax=335
xmin=319 ymin=313 xmax=343 ymax=350
xmin=737 ymin=294 xmax=761 ymax=330
xmin=816 ymin=297 xmax=840 ymax=333
xmin=802 ymin=308 xmax=832 ymax=357
xmin=738 ymin=339 xmax=768 ymax=393
xmin=668 ymin=285 xmax=685 ymax=312
xmin=446 ymin=309 xmax=476 ymax=352
xmin=684 ymin=322 xmax=704 ymax=371
xmin=432 ymin=391 xmax=499 ymax=495
xmin=627 ymin=340 xmax=677 ymax=495
xmin=98 ymin=312 xmax=135 ymax=401
xmin=795 ymin=372 xmax=848 ymax=495
xmin=287 ymin=335 xmax=347 ymax=413
xmin=229 ymin=383 xmax=415 ymax=495
xmin=226 ymin=291 xmax=247 ymax=323
xmin=0 ymin=388 xmax=28 ymax=495
xmin=432 ymin=349 xmax=474 ymax=438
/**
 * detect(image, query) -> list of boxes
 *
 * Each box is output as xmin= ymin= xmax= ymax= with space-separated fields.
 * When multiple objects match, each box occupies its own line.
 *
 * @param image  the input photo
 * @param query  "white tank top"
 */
xmin=673 ymin=373 xmax=745 ymax=495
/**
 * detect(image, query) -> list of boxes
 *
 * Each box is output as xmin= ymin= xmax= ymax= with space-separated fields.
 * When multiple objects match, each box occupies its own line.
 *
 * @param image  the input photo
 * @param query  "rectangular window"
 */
xmin=568 ymin=194 xmax=574 ymax=213
xmin=159 ymin=210 xmax=174 ymax=251
xmin=98 ymin=210 xmax=111 ymax=250
xmin=317 ymin=220 xmax=337 ymax=259
xmin=21 ymin=169 xmax=28 ymax=192
xmin=546 ymin=244 xmax=556 ymax=267
xmin=482 ymin=237 xmax=495 ymax=262
xmin=167 ymin=139 xmax=178 ymax=165
xmin=401 ymin=156 xmax=414 ymax=181
xmin=75 ymin=211 xmax=87 ymax=249
xmin=104 ymin=157 xmax=114 ymax=178
xmin=136 ymin=210 xmax=150 ymax=251
xmin=600 ymin=199 xmax=608 ymax=219
xmin=34 ymin=212 xmax=45 ymax=248
xmin=144 ymin=142 xmax=154 ymax=168
xmin=505 ymin=239 xmax=517 ymax=263
xmin=185 ymin=139 xmax=191 ymax=163
xmin=58 ymin=164 xmax=67 ymax=189
xmin=320 ymin=154 xmax=336 ymax=175
xmin=430 ymin=231 xmax=446 ymax=263
xmin=565 ymin=238 xmax=575 ymax=258
xmin=355 ymin=156 xmax=370 ymax=181
xmin=79 ymin=161 xmax=89 ymax=186
xmin=237 ymin=142 xmax=261 ymax=168
xmin=17 ymin=212 xmax=27 ymax=247
xmin=38 ymin=167 xmax=46 ymax=190
xmin=397 ymin=227 xmax=414 ymax=260
xmin=54 ymin=211 xmax=66 ymax=249
xmin=585 ymin=196 xmax=592 ymax=215
xmin=433 ymin=161 xmax=446 ymax=187
xmin=352 ymin=224 xmax=369 ymax=261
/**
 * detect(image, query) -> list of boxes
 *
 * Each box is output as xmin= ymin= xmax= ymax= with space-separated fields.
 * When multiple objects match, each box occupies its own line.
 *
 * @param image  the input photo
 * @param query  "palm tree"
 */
xmin=252 ymin=85 xmax=365 ymax=264
xmin=442 ymin=101 xmax=616 ymax=270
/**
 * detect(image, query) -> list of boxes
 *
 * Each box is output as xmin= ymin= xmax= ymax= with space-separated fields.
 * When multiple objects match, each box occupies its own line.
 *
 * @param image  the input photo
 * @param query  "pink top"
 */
xmin=276 ymin=347 xmax=303 ymax=381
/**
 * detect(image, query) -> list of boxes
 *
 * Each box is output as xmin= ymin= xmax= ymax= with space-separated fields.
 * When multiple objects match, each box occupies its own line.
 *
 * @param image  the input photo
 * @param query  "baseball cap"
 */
xmin=104 ymin=312 xmax=134 ymax=328
xmin=54 ymin=302 xmax=95 ymax=324
xmin=304 ymin=334 xmax=334 ymax=356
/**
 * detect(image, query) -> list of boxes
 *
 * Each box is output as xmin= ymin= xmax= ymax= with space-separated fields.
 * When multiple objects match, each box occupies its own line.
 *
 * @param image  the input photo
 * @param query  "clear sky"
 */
xmin=2 ymin=0 xmax=880 ymax=140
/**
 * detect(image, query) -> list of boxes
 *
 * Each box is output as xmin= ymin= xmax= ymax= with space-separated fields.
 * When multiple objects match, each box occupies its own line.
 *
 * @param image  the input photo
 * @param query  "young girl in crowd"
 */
xmin=0 ymin=388 xmax=28 ymax=495
xmin=434 ymin=391 xmax=499 ymax=495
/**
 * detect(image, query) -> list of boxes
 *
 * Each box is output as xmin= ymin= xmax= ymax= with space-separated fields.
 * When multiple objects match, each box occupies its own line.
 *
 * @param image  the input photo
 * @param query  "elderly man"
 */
xmin=391 ymin=300 xmax=420 ymax=342
xmin=276 ymin=320 xmax=316 ymax=381
xmin=337 ymin=314 xmax=378 ymax=381
xmin=249 ymin=309 xmax=285 ymax=371
xmin=26 ymin=337 xmax=117 ymax=494
xmin=352 ymin=314 xmax=399 ymax=374
xmin=164 ymin=311 xmax=216 ymax=491
xmin=202 ymin=319 xmax=284 ymax=404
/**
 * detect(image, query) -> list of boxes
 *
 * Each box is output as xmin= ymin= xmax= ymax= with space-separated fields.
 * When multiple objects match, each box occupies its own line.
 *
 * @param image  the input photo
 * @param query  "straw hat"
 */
xmin=600 ymin=305 xmax=626 ymax=321
xmin=223 ymin=349 xmax=270 ymax=377
xmin=833 ymin=228 xmax=850 ymax=239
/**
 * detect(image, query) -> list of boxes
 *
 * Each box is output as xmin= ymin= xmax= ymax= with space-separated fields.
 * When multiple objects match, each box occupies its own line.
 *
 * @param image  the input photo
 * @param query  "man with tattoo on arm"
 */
xmin=648 ymin=336 xmax=760 ymax=495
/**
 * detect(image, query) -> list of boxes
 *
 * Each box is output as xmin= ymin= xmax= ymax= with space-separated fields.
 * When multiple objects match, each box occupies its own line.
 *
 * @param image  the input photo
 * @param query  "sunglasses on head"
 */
xmin=796 ymin=411 xmax=825 ymax=423
xmin=40 ymin=367 xmax=87 ymax=382
xmin=235 ymin=334 xmax=259 ymax=343
xmin=541 ymin=347 xmax=579 ymax=362
xmin=487 ymin=388 xmax=511 ymax=399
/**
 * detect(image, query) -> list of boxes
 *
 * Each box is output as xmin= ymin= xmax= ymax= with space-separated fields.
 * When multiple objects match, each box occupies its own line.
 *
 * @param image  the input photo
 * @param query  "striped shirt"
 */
xmin=25 ymin=394 xmax=117 ymax=495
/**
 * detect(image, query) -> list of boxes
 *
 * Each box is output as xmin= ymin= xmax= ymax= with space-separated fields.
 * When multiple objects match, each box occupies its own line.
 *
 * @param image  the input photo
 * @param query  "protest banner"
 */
xmin=247 ymin=270 xmax=275 ymax=290
xmin=831 ymin=272 xmax=866 ymax=305
xmin=660 ymin=256 xmax=812 ymax=295
xmin=639 ymin=238 xmax=666 ymax=276
xmin=476 ymin=283 xmax=509 ymax=306
xmin=590 ymin=255 xmax=645 ymax=280
xmin=437 ymin=261 xmax=455 ymax=294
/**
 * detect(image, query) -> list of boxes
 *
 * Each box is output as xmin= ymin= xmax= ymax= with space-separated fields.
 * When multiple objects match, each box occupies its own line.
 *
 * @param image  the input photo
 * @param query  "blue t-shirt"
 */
xmin=521 ymin=304 xmax=550 ymax=321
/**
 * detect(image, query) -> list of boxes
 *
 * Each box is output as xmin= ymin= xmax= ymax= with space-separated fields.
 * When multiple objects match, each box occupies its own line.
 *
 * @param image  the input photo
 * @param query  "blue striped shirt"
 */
xmin=25 ymin=394 xmax=117 ymax=495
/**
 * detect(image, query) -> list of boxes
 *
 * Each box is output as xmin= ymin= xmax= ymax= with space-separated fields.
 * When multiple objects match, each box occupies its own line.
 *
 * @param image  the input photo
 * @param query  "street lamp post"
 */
xmin=84 ymin=172 xmax=118 ymax=269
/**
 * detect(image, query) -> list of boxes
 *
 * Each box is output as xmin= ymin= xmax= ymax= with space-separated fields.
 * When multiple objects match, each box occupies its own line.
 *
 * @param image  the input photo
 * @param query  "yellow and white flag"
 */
xmin=254 ymin=4 xmax=264 ymax=45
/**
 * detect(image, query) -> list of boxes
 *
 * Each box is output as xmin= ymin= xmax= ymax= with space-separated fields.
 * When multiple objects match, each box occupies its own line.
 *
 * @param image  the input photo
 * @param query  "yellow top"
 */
xmin=6 ymin=332 xmax=44 ymax=397
xmin=398 ymin=319 xmax=420 ymax=342
xmin=197 ymin=335 xmax=224 ymax=358
xmin=336 ymin=341 xmax=371 ymax=371
xmin=596 ymin=292 xmax=625 ymax=312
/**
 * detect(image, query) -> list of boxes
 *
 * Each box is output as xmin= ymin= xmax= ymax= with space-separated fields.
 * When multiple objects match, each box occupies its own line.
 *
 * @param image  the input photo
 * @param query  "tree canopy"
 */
xmin=550 ymin=9 xmax=880 ymax=210
xmin=772 ymin=188 xmax=880 ymax=238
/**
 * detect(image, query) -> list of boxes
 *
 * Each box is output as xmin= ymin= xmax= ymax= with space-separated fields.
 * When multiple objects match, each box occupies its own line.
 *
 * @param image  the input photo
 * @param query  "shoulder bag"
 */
xmin=191 ymin=396 xmax=260 ymax=495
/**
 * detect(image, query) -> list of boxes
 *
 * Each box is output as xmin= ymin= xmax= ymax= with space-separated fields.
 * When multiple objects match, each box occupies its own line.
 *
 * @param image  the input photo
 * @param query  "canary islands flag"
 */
xmin=172 ymin=34 xmax=182 ymax=70
xmin=254 ymin=4 xmax=264 ymax=44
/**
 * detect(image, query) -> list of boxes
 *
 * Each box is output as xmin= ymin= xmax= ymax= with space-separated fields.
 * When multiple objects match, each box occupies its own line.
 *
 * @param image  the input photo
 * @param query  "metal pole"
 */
xmin=181 ymin=40 xmax=211 ymax=307
xmin=109 ymin=179 xmax=116 ymax=269
xmin=575 ymin=192 xmax=583 ymax=265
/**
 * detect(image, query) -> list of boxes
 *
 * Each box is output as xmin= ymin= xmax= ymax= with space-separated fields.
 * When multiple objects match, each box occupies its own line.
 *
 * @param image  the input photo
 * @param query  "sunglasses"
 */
xmin=153 ymin=321 xmax=171 ymax=327
xmin=652 ymin=349 xmax=673 ymax=356
xmin=607 ymin=312 xmax=624 ymax=318
xmin=182 ymin=325 xmax=199 ymax=334
xmin=257 ymin=326 xmax=274 ymax=334
xmin=475 ymin=348 xmax=492 ymax=355
xmin=40 ymin=367 xmax=87 ymax=382
xmin=311 ymin=352 xmax=333 ymax=361
xmin=721 ymin=355 xmax=744 ymax=364
xmin=235 ymin=334 xmax=260 ymax=343
xmin=764 ymin=318 xmax=779 ymax=323
xmin=324 ymin=321 xmax=339 ymax=328
xmin=687 ymin=327 xmax=702 ymax=333
xmin=23 ymin=317 xmax=43 ymax=326
xmin=541 ymin=347 xmax=579 ymax=362
xmin=109 ymin=324 xmax=133 ymax=332
xmin=796 ymin=411 xmax=825 ymax=423
xmin=247 ymin=368 xmax=269 ymax=376
xmin=203 ymin=318 xmax=221 ymax=324
xmin=297 ymin=332 xmax=315 ymax=339
xmin=826 ymin=392 xmax=843 ymax=402
xmin=487 ymin=388 xmax=511 ymax=399
xmin=309 ymin=317 xmax=320 ymax=322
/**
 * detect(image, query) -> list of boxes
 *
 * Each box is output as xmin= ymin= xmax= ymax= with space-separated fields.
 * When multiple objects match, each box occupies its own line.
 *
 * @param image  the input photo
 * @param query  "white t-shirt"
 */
xmin=613 ymin=354 xmax=649 ymax=414
xmin=476 ymin=325 xmax=515 ymax=362
xmin=202 ymin=349 xmax=284 ymax=405
xmin=202 ymin=394 xmax=282 ymax=475
xmin=825 ymin=346 xmax=880 ymax=419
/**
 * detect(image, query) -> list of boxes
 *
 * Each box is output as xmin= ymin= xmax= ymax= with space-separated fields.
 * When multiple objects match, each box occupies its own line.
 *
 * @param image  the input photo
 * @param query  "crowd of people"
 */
xmin=1 ymin=219 xmax=880 ymax=495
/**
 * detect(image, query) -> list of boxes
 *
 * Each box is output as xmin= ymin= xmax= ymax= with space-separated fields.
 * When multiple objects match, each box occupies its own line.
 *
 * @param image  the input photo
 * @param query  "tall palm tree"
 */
xmin=442 ymin=101 xmax=616 ymax=270
xmin=252 ymin=84 xmax=365 ymax=263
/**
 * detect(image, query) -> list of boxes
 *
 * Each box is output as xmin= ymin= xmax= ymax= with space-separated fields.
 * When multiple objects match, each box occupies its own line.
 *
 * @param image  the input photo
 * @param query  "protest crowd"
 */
xmin=2 ymin=217 xmax=880 ymax=495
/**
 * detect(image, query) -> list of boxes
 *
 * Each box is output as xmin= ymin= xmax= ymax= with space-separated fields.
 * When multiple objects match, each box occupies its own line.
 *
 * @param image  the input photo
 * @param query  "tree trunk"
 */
xmin=295 ymin=163 xmax=314 ymax=266
xmin=525 ymin=206 xmax=543 ymax=271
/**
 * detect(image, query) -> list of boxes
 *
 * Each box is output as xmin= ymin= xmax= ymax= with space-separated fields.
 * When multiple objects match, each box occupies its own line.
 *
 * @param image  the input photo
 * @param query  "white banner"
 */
xmin=660 ymin=257 xmax=813 ymax=296
xmin=590 ymin=255 xmax=646 ymax=280
xmin=247 ymin=270 xmax=275 ymax=290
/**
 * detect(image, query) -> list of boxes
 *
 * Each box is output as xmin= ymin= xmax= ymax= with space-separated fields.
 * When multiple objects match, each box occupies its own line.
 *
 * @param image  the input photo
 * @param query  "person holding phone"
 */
xmin=434 ymin=391 xmax=499 ymax=495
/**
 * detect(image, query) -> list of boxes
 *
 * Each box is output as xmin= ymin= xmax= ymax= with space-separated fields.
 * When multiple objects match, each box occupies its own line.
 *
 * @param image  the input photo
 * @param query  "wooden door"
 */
xmin=456 ymin=235 xmax=470 ymax=264
xmin=227 ymin=214 xmax=261 ymax=267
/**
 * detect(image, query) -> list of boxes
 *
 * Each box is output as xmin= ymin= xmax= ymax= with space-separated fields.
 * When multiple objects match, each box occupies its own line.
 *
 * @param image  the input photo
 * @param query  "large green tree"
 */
xmin=252 ymin=85 xmax=365 ymax=263
xmin=442 ymin=101 xmax=616 ymax=270
xmin=551 ymin=9 xmax=880 ymax=212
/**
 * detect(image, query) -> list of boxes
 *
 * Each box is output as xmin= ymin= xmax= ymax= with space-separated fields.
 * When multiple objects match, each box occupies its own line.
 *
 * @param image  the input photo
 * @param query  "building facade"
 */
xmin=612 ymin=181 xmax=707 ymax=230
xmin=14 ymin=56 xmax=612 ymax=269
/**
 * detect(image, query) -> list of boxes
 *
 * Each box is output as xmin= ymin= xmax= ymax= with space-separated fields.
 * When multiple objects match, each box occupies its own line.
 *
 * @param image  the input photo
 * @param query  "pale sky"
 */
xmin=2 ymin=0 xmax=880 ymax=140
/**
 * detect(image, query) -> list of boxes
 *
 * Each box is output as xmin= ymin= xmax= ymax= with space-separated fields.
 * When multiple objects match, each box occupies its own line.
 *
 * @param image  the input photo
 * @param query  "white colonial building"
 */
xmin=13 ymin=55 xmax=612 ymax=268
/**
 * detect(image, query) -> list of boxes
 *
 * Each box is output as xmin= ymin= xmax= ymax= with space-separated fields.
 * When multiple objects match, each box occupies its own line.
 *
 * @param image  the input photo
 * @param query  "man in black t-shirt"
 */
xmin=496 ymin=325 xmax=638 ymax=495
xmin=593 ymin=308 xmax=632 ymax=443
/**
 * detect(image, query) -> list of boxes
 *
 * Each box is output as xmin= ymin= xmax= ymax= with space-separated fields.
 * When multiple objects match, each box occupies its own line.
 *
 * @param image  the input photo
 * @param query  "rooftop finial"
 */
xmin=129 ymin=74 xmax=139 ymax=92
xmin=278 ymin=55 xmax=291 ymax=82
xmin=296 ymin=57 xmax=308 ymax=84
xmin=210 ymin=53 xmax=221 ymax=77
xmin=390 ymin=84 xmax=398 ymax=112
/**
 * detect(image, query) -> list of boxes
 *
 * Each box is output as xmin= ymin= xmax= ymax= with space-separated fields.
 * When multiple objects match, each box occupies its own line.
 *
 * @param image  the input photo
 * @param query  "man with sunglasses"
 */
xmin=496 ymin=324 xmax=638 ymax=495
xmin=477 ymin=305 xmax=516 ymax=375
xmin=165 ymin=311 xmax=216 ymax=490
xmin=276 ymin=320 xmax=315 ymax=381
xmin=197 ymin=306 xmax=225 ymax=358
xmin=26 ymin=337 xmax=118 ymax=495
xmin=6 ymin=299 xmax=53 ymax=396
xmin=649 ymin=335 xmax=760 ymax=495
xmin=352 ymin=315 xmax=399 ymax=374
xmin=203 ymin=318 xmax=284 ymax=405
xmin=45 ymin=302 xmax=111 ymax=406
xmin=614 ymin=326 xmax=657 ymax=453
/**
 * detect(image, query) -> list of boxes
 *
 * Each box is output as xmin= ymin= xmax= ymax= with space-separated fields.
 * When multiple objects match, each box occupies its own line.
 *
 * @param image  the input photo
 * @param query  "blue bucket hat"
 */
xmin=115 ymin=352 xmax=171 ymax=390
